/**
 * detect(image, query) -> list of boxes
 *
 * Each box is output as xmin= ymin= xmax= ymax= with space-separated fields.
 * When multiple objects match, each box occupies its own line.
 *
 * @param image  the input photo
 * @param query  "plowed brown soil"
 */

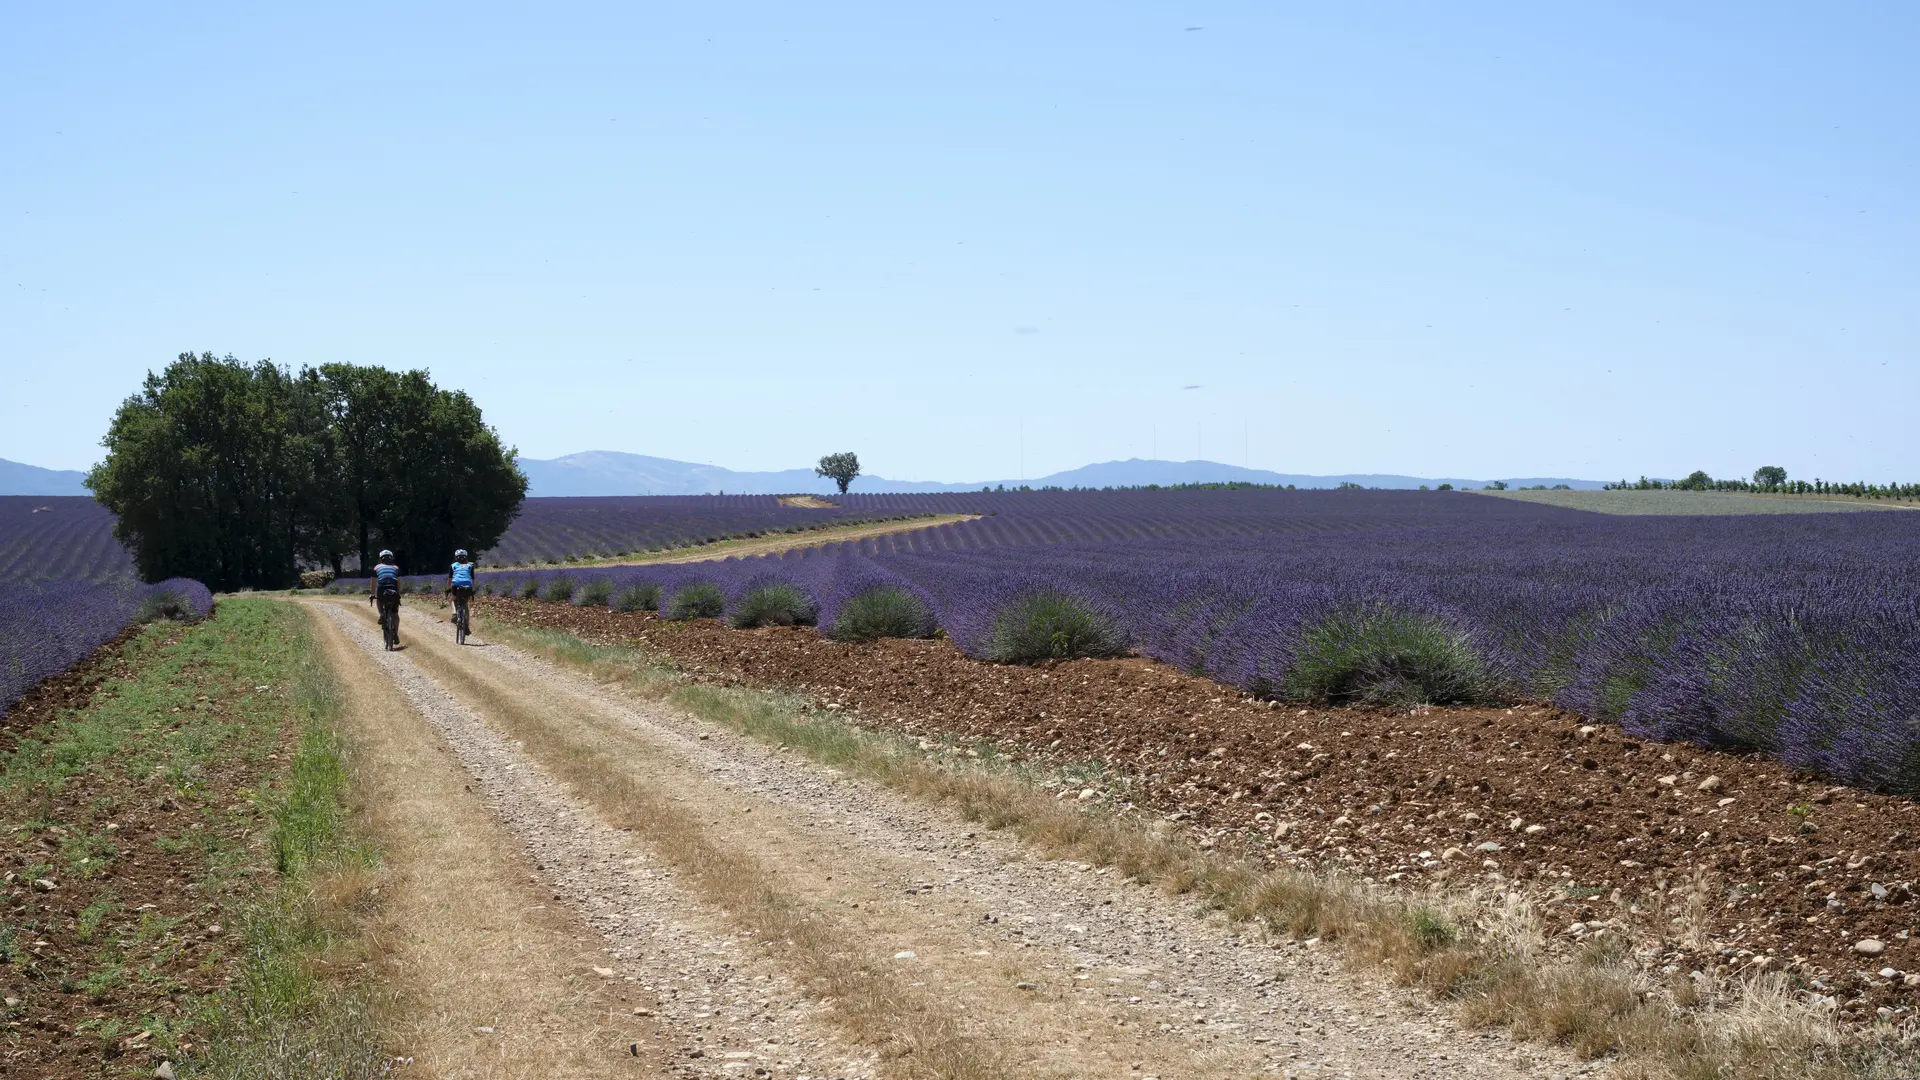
xmin=481 ymin=596 xmax=1920 ymax=1024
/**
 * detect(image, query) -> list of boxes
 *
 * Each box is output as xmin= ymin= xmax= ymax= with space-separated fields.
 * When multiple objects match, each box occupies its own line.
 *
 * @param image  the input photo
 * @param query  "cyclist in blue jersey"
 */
xmin=369 ymin=550 xmax=402 ymax=649
xmin=447 ymin=549 xmax=476 ymax=644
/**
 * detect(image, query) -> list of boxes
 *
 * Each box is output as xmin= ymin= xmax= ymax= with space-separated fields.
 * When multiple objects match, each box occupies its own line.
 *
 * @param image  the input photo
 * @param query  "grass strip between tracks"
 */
xmin=475 ymin=614 xmax=1919 ymax=1080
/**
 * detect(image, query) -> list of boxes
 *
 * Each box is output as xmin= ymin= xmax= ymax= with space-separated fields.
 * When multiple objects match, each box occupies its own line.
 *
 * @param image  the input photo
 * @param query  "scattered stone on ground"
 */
xmin=483 ymin=596 xmax=1920 ymax=1022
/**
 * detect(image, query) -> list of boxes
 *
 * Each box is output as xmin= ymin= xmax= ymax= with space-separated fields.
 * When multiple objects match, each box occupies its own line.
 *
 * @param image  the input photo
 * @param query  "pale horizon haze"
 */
xmin=2 ymin=3 xmax=1914 ymax=484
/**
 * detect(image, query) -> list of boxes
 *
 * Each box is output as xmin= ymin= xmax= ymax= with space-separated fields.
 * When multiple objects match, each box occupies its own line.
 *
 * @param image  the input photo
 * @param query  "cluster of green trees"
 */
xmin=88 ymin=353 xmax=525 ymax=590
xmin=1605 ymin=466 xmax=1918 ymax=499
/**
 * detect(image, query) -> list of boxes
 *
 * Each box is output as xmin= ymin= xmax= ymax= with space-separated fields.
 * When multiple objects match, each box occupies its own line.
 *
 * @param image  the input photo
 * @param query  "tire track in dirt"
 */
xmin=326 ymin=597 xmax=1591 ymax=1079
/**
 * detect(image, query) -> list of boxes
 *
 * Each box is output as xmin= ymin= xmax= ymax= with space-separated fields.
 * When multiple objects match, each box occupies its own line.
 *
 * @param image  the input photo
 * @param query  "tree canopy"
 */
xmin=88 ymin=353 xmax=525 ymax=589
xmin=815 ymin=452 xmax=861 ymax=495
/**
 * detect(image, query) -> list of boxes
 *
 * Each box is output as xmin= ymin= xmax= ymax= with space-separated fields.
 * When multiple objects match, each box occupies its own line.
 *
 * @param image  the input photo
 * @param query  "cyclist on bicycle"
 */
xmin=369 ymin=550 xmax=401 ymax=645
xmin=447 ymin=549 xmax=476 ymax=637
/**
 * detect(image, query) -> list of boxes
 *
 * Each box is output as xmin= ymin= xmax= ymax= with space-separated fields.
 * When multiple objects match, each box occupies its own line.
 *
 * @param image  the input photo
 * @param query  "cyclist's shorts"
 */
xmin=450 ymin=585 xmax=475 ymax=599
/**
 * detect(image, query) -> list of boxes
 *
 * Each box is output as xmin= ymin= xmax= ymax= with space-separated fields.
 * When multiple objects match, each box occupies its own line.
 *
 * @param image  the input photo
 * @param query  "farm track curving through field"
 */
xmin=308 ymin=597 xmax=1584 ymax=1080
xmin=493 ymin=513 xmax=980 ymax=571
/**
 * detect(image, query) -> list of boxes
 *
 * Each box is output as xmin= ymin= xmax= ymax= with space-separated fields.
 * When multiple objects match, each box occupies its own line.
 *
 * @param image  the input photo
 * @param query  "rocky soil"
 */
xmin=482 ymin=597 xmax=1920 ymax=1024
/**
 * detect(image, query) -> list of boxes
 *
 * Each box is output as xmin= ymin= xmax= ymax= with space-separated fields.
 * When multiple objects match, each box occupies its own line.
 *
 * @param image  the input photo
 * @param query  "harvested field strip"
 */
xmin=471 ymin=604 xmax=1920 ymax=1079
xmin=302 ymin=601 xmax=656 ymax=1079
xmin=492 ymin=513 xmax=976 ymax=570
xmin=363 ymin=601 xmax=1012 ymax=1080
xmin=0 ymin=599 xmax=381 ymax=1080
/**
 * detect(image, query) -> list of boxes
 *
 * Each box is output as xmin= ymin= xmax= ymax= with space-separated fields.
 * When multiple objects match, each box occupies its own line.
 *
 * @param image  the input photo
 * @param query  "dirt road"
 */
xmin=310 ymin=597 xmax=1591 ymax=1080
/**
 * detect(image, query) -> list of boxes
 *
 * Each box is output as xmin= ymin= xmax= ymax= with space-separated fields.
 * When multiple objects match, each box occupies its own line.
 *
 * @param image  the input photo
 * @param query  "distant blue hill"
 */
xmin=515 ymin=451 xmax=1603 ymax=497
xmin=0 ymin=458 xmax=89 ymax=497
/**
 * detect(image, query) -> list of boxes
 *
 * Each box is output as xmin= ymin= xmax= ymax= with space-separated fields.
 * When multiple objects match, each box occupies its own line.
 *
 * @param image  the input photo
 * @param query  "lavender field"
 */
xmin=0 ymin=497 xmax=212 ymax=716
xmin=358 ymin=491 xmax=1920 ymax=794
xmin=489 ymin=496 xmax=929 ymax=565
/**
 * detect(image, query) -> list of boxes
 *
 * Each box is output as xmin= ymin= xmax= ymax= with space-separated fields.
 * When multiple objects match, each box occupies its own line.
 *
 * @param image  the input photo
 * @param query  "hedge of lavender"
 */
xmin=0 ymin=578 xmax=214 ymax=717
xmin=369 ymin=498 xmax=1920 ymax=794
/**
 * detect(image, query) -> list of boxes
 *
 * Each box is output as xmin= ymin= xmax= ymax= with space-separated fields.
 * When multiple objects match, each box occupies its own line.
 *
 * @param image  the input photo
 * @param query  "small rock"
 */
xmin=1440 ymin=847 xmax=1466 ymax=862
xmin=1657 ymin=775 xmax=1678 ymax=787
xmin=1567 ymin=922 xmax=1587 ymax=936
xmin=1871 ymin=883 xmax=1891 ymax=901
xmin=1523 ymin=824 xmax=1547 ymax=836
xmin=1879 ymin=968 xmax=1899 ymax=980
xmin=1905 ymin=973 xmax=1920 ymax=988
xmin=1274 ymin=822 xmax=1295 ymax=838
xmin=1717 ymin=797 xmax=1736 ymax=807
xmin=592 ymin=966 xmax=615 ymax=977
xmin=1015 ymin=981 xmax=1037 ymax=990
xmin=1854 ymin=939 xmax=1886 ymax=956
xmin=1474 ymin=841 xmax=1503 ymax=853
xmin=1331 ymin=816 xmax=1352 ymax=827
xmin=1577 ymin=725 xmax=1597 ymax=737
xmin=1077 ymin=788 xmax=1098 ymax=802
xmin=1697 ymin=775 xmax=1723 ymax=792
xmin=632 ymin=1007 xmax=653 ymax=1016
xmin=31 ymin=879 xmax=54 ymax=892
xmin=156 ymin=1064 xmax=177 ymax=1080
xmin=894 ymin=951 xmax=917 ymax=960
xmin=474 ymin=1025 xmax=496 ymax=1034
xmin=1509 ymin=818 xmax=1524 ymax=831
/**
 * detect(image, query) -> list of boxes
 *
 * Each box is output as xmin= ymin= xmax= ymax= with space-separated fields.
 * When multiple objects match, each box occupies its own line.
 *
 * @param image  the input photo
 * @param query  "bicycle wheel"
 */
xmin=455 ymin=599 xmax=468 ymax=645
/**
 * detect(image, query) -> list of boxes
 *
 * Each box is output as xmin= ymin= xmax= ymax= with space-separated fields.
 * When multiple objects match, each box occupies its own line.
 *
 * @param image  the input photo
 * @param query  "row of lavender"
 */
xmin=351 ymin=509 xmax=1920 ymax=793
xmin=0 ymin=578 xmax=215 ymax=716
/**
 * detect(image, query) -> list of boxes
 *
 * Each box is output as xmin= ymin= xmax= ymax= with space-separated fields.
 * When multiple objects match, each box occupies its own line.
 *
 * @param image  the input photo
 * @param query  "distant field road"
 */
xmin=1482 ymin=488 xmax=1915 ymax=515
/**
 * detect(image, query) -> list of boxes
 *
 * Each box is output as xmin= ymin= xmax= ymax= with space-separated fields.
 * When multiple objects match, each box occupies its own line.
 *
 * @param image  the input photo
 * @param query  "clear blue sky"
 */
xmin=3 ymin=2 xmax=1914 ymax=483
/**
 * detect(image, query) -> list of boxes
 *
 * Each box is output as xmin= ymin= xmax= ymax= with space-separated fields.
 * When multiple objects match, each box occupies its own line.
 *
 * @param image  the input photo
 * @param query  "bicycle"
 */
xmin=451 ymin=588 xmax=471 ymax=646
xmin=376 ymin=592 xmax=400 ymax=650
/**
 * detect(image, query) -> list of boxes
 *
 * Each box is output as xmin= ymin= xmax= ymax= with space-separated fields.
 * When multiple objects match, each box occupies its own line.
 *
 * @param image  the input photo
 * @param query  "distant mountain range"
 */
xmin=515 ymin=451 xmax=1604 ymax=497
xmin=0 ymin=458 xmax=89 ymax=496
xmin=0 ymin=451 xmax=1603 ymax=498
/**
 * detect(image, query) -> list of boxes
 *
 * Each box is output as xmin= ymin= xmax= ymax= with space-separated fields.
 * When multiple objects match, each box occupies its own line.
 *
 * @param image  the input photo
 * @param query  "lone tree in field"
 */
xmin=1753 ymin=465 xmax=1788 ymax=490
xmin=815 ymin=452 xmax=860 ymax=495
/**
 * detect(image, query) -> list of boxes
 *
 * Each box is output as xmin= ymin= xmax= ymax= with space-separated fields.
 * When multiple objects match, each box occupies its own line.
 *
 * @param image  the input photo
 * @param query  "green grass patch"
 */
xmin=986 ymin=591 xmax=1125 ymax=662
xmin=728 ymin=582 xmax=818 ymax=628
xmin=613 ymin=582 xmax=661 ymax=612
xmin=1282 ymin=606 xmax=1498 ymax=706
xmin=826 ymin=586 xmax=935 ymax=642
xmin=665 ymin=581 xmax=726 ymax=621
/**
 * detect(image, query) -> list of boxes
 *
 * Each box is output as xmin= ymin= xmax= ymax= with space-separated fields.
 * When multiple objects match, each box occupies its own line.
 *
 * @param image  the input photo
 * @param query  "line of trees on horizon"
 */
xmin=88 ymin=353 xmax=525 ymax=591
xmin=1604 ymin=466 xmax=1918 ymax=499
